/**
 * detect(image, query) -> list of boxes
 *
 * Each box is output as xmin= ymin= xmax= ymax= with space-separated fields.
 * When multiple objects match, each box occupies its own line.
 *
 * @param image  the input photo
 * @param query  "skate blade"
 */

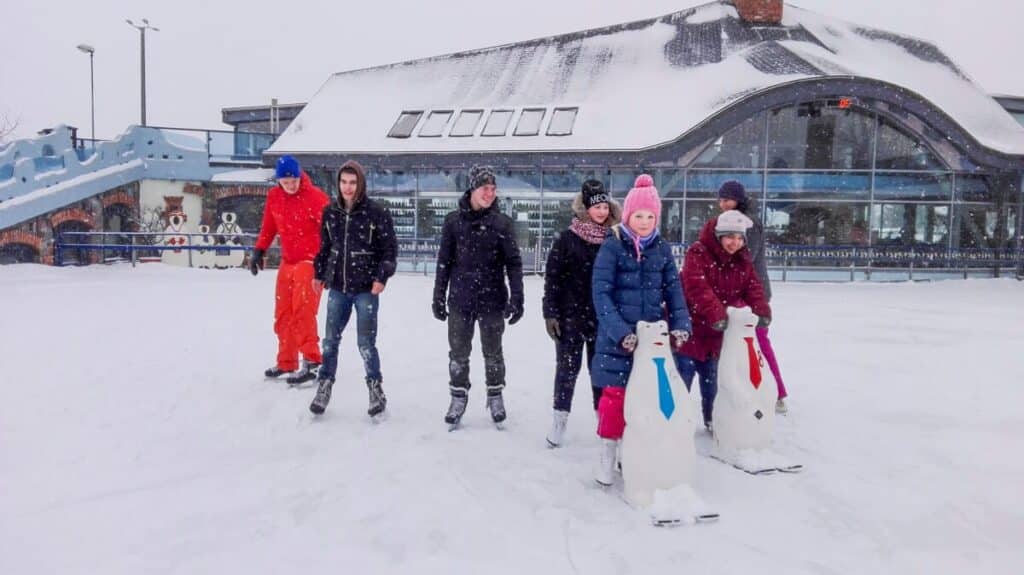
xmin=545 ymin=438 xmax=560 ymax=448
xmin=493 ymin=420 xmax=506 ymax=431
xmin=652 ymin=513 xmax=720 ymax=527
xmin=776 ymin=464 xmax=804 ymax=473
xmin=369 ymin=410 xmax=388 ymax=424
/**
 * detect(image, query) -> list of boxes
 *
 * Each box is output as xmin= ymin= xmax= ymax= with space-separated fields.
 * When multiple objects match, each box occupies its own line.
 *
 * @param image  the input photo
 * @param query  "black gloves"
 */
xmin=249 ymin=249 xmax=265 ymax=276
xmin=505 ymin=300 xmax=524 ymax=325
xmin=432 ymin=298 xmax=448 ymax=322
xmin=711 ymin=318 xmax=728 ymax=332
xmin=757 ymin=316 xmax=771 ymax=328
xmin=545 ymin=318 xmax=561 ymax=341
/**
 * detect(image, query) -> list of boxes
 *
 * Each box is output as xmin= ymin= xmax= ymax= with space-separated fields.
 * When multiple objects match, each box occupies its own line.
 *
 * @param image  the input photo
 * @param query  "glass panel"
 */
xmin=497 ymin=170 xmax=542 ymax=251
xmin=387 ymin=111 xmax=422 ymax=138
xmin=368 ymin=170 xmax=416 ymax=240
xmin=482 ymin=110 xmax=514 ymax=136
xmin=690 ymin=112 xmax=765 ymax=169
xmin=687 ymin=170 xmax=762 ymax=199
xmin=661 ymin=200 xmax=684 ymax=243
xmin=658 ymin=169 xmax=686 ymax=199
xmin=766 ymin=171 xmax=870 ymax=201
xmin=875 ymin=118 xmax=944 ymax=170
xmin=683 ymin=199 xmax=720 ymax=243
xmin=874 ymin=172 xmax=952 ymax=201
xmin=952 ymin=203 xmax=1007 ymax=249
xmin=610 ymin=169 xmax=643 ymax=196
xmin=514 ymin=108 xmax=546 ymax=136
xmin=956 ymin=174 xmax=992 ymax=202
xmin=870 ymin=203 xmax=949 ymax=246
xmin=1012 ymin=111 xmax=1024 ymax=127
xmin=419 ymin=111 xmax=453 ymax=137
xmin=547 ymin=108 xmax=578 ymax=136
xmin=764 ymin=201 xmax=871 ymax=246
xmin=416 ymin=169 xmax=463 ymax=243
xmin=766 ymin=103 xmax=874 ymax=170
xmin=450 ymin=110 xmax=483 ymax=137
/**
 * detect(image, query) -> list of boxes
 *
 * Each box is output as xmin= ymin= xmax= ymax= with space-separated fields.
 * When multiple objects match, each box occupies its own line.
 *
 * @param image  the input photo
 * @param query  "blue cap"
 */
xmin=275 ymin=155 xmax=301 ymax=179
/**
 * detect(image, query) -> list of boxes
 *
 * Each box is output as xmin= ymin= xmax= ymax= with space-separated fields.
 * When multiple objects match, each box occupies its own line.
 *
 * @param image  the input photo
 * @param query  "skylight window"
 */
xmin=450 ymin=110 xmax=483 ymax=137
xmin=547 ymin=107 xmax=578 ymax=136
xmin=481 ymin=110 xmax=514 ymax=136
xmin=514 ymin=108 xmax=546 ymax=136
xmin=387 ymin=111 xmax=423 ymax=138
xmin=418 ymin=111 xmax=453 ymax=137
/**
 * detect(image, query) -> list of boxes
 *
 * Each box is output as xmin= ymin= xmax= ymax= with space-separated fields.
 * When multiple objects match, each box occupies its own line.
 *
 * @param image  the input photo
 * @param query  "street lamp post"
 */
xmin=76 ymin=44 xmax=95 ymax=141
xmin=125 ymin=18 xmax=159 ymax=126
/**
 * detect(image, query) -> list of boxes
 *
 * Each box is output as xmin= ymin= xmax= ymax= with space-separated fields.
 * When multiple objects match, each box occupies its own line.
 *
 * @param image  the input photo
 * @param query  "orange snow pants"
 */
xmin=274 ymin=261 xmax=323 ymax=371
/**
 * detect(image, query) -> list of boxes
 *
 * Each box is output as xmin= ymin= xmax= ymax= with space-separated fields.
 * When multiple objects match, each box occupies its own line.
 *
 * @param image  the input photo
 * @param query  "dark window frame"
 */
xmin=387 ymin=111 xmax=424 ymax=139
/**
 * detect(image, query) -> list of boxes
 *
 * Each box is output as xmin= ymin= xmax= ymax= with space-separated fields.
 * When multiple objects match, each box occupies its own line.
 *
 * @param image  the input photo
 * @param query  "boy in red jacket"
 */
xmin=250 ymin=155 xmax=330 ymax=385
xmin=676 ymin=210 xmax=771 ymax=432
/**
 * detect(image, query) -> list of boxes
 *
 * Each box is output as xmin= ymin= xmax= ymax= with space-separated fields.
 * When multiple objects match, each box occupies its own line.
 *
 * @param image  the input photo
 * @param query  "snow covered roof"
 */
xmin=268 ymin=0 xmax=1024 ymax=158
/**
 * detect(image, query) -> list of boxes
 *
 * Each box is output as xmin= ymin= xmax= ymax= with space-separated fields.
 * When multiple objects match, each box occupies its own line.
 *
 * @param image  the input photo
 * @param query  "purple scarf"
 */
xmin=619 ymin=224 xmax=659 ymax=261
xmin=569 ymin=218 xmax=609 ymax=245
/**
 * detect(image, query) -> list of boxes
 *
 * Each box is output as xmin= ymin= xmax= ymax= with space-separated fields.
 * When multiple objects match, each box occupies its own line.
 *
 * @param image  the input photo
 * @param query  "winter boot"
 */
xmin=366 ymin=378 xmax=387 ymax=417
xmin=775 ymin=398 xmax=788 ymax=415
xmin=546 ymin=409 xmax=569 ymax=447
xmin=264 ymin=366 xmax=291 ymax=378
xmin=595 ymin=438 xmax=619 ymax=486
xmin=444 ymin=394 xmax=469 ymax=425
xmin=309 ymin=378 xmax=335 ymax=415
xmin=286 ymin=360 xmax=320 ymax=386
xmin=486 ymin=392 xmax=507 ymax=424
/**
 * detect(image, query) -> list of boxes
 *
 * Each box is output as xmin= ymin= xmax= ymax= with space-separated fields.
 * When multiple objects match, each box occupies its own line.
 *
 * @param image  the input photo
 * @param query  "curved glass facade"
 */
xmin=303 ymin=98 xmax=1022 ymax=273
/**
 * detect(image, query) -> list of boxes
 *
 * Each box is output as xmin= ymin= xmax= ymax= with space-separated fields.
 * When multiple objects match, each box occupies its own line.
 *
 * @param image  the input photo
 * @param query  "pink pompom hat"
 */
xmin=621 ymin=174 xmax=662 ymax=229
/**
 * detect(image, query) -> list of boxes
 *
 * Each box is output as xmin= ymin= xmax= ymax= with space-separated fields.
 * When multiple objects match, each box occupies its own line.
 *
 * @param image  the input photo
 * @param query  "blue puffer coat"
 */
xmin=590 ymin=226 xmax=691 ymax=388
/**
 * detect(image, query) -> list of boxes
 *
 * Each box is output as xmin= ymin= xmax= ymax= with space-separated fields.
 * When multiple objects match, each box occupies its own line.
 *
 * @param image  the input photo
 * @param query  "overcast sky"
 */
xmin=3 ymin=0 xmax=1021 ymax=141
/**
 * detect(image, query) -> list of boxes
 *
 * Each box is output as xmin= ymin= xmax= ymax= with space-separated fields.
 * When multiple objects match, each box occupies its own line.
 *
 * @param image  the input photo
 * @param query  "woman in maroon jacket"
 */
xmin=676 ymin=210 xmax=771 ymax=431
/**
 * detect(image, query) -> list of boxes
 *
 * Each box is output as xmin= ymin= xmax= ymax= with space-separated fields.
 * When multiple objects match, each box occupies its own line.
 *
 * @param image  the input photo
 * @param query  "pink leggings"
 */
xmin=596 ymin=387 xmax=626 ymax=440
xmin=756 ymin=326 xmax=787 ymax=399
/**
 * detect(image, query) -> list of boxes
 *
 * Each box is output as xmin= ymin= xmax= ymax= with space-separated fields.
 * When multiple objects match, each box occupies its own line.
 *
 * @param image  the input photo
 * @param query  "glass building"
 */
xmin=268 ymin=1 xmax=1024 ymax=276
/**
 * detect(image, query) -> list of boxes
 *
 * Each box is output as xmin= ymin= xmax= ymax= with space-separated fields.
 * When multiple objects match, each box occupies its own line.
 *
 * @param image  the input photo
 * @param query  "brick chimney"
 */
xmin=734 ymin=0 xmax=783 ymax=25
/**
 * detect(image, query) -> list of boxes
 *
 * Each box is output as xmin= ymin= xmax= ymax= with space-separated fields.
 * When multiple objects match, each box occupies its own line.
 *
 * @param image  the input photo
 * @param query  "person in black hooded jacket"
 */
xmin=310 ymin=160 xmax=397 ymax=417
xmin=432 ymin=165 xmax=524 ymax=427
xmin=541 ymin=179 xmax=621 ymax=447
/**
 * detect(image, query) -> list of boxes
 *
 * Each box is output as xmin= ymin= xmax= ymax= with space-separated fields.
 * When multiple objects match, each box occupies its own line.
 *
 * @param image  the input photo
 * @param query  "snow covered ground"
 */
xmin=1 ymin=264 xmax=1022 ymax=574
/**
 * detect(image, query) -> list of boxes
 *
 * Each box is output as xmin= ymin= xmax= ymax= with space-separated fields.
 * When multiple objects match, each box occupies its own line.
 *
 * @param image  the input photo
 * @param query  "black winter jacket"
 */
xmin=433 ymin=191 xmax=524 ymax=315
xmin=542 ymin=193 xmax=622 ymax=336
xmin=314 ymin=194 xmax=397 ymax=294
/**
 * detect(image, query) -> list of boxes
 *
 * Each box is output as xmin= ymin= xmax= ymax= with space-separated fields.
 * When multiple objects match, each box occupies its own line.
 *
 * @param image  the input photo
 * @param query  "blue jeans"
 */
xmin=319 ymin=290 xmax=381 ymax=382
xmin=676 ymin=355 xmax=718 ymax=426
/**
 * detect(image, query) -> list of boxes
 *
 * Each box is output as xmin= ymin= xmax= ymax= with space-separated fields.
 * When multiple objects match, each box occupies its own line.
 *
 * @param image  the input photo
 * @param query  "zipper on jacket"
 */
xmin=369 ymin=222 xmax=375 ymax=246
xmin=343 ymin=211 xmax=351 ymax=291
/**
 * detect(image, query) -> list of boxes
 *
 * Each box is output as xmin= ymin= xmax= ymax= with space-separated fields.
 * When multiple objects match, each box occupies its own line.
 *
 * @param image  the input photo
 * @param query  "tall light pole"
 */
xmin=125 ymin=18 xmax=159 ymax=126
xmin=76 ymin=44 xmax=95 ymax=141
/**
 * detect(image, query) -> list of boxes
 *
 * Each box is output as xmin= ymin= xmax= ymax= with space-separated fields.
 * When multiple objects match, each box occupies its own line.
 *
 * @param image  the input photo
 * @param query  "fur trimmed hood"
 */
xmin=572 ymin=193 xmax=622 ymax=226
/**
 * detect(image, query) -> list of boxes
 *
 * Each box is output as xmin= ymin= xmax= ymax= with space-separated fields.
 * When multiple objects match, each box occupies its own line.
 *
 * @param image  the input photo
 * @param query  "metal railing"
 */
xmin=53 ymin=231 xmax=1024 ymax=280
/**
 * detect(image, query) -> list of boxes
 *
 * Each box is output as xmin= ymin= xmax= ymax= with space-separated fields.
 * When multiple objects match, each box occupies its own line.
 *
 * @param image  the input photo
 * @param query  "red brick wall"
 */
xmin=49 ymin=208 xmax=94 ymax=230
xmin=734 ymin=0 xmax=783 ymax=24
xmin=102 ymin=190 xmax=138 ymax=209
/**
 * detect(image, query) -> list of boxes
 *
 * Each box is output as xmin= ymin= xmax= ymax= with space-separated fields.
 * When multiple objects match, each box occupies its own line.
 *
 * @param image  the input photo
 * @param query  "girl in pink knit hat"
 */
xmin=589 ymin=174 xmax=692 ymax=487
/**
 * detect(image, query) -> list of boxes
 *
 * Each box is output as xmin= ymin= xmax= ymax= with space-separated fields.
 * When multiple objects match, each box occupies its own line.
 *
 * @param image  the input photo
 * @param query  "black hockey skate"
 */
xmin=309 ymin=378 xmax=334 ymax=415
xmin=486 ymin=392 xmax=506 ymax=425
xmin=445 ymin=394 xmax=468 ymax=429
xmin=264 ymin=366 xmax=290 ymax=379
xmin=286 ymin=360 xmax=320 ymax=387
xmin=366 ymin=378 xmax=387 ymax=418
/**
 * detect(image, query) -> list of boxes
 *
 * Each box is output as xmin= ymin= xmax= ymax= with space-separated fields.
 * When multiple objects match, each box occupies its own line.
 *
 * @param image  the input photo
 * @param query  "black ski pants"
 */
xmin=448 ymin=306 xmax=506 ymax=397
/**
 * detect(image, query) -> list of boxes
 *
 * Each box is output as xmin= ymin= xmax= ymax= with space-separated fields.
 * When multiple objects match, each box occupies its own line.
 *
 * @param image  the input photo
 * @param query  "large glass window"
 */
xmin=450 ymin=110 xmax=483 ymax=137
xmin=683 ymin=199 xmax=720 ymax=243
xmin=953 ymin=203 xmax=1000 ymax=249
xmin=547 ymin=108 xmax=579 ymax=136
xmin=482 ymin=110 xmax=514 ymax=136
xmin=661 ymin=201 xmax=684 ymax=243
xmin=419 ymin=111 xmax=453 ymax=137
xmin=514 ymin=109 xmax=546 ymax=136
xmin=870 ymin=203 xmax=949 ymax=246
xmin=657 ymin=169 xmax=686 ymax=199
xmin=764 ymin=201 xmax=870 ymax=246
xmin=956 ymin=174 xmax=992 ymax=202
xmin=875 ymin=118 xmax=944 ymax=170
xmin=691 ymin=112 xmax=765 ymax=169
xmin=766 ymin=103 xmax=874 ymax=170
xmin=498 ymin=170 xmax=541 ymax=249
xmin=766 ymin=171 xmax=870 ymax=201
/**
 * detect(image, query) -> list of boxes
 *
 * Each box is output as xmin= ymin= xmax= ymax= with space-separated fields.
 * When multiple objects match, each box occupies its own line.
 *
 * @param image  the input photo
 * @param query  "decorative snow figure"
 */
xmin=193 ymin=224 xmax=216 ymax=269
xmin=160 ymin=211 xmax=192 ymax=267
xmin=215 ymin=211 xmax=245 ymax=268
xmin=621 ymin=320 xmax=698 ymax=508
xmin=712 ymin=306 xmax=778 ymax=454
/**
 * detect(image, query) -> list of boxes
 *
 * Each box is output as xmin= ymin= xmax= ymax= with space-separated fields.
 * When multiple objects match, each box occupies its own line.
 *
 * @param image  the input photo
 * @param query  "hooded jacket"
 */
xmin=313 ymin=160 xmax=398 ymax=293
xmin=677 ymin=218 xmax=771 ymax=361
xmin=255 ymin=171 xmax=330 ymax=264
xmin=432 ymin=189 xmax=524 ymax=315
